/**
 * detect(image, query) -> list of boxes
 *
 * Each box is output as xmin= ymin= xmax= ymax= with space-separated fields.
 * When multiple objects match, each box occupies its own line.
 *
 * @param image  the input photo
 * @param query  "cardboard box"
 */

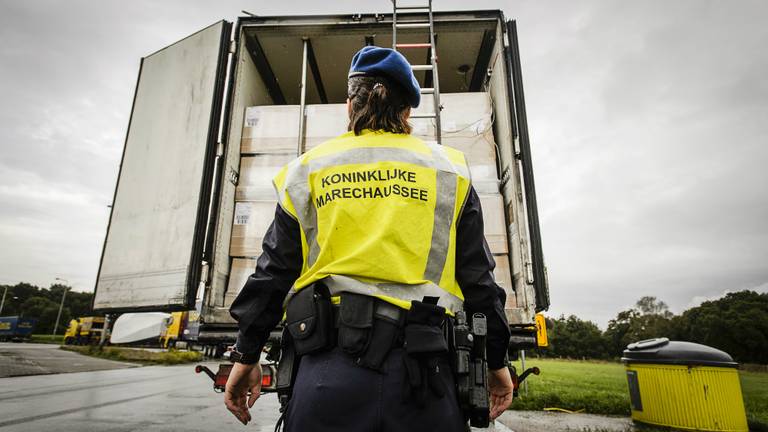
xmin=480 ymin=193 xmax=508 ymax=254
xmin=412 ymin=93 xmax=493 ymax=139
xmin=493 ymin=254 xmax=513 ymax=293
xmin=224 ymin=258 xmax=257 ymax=307
xmin=241 ymin=105 xmax=301 ymax=154
xmin=236 ymin=154 xmax=294 ymax=201
xmin=229 ymin=201 xmax=278 ymax=257
xmin=305 ymin=104 xmax=349 ymax=150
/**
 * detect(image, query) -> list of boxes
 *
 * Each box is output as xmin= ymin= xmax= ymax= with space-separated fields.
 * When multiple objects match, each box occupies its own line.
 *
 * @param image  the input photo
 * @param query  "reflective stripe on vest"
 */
xmin=274 ymin=130 xmax=471 ymax=313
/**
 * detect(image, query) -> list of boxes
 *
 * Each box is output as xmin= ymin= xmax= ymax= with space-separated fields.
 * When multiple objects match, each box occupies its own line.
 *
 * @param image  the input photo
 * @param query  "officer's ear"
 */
xmin=346 ymin=98 xmax=352 ymax=118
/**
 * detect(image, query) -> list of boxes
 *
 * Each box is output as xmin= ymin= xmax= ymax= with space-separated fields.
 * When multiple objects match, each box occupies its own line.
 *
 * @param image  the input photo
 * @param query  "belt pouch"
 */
xmin=404 ymin=300 xmax=448 ymax=355
xmin=285 ymin=283 xmax=332 ymax=356
xmin=338 ymin=293 xmax=374 ymax=357
xmin=358 ymin=302 xmax=403 ymax=370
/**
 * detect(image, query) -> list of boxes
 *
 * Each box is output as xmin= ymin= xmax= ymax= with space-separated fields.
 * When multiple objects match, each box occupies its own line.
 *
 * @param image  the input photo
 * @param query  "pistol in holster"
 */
xmin=448 ymin=311 xmax=490 ymax=428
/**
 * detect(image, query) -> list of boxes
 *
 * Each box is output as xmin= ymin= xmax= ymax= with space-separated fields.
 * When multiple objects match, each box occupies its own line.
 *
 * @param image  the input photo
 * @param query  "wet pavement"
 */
xmin=0 ymin=361 xmax=281 ymax=432
xmin=0 ymin=344 xmax=633 ymax=432
xmin=0 ymin=343 xmax=136 ymax=377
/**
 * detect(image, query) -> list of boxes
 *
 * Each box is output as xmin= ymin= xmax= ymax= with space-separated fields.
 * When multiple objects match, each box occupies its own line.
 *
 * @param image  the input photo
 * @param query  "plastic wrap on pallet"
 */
xmin=224 ymin=258 xmax=257 ymax=307
xmin=493 ymin=254 xmax=513 ymax=293
xmin=241 ymin=105 xmax=301 ymax=154
xmin=305 ymin=104 xmax=349 ymax=150
xmin=229 ymin=201 xmax=277 ymax=257
xmin=480 ymin=194 xmax=508 ymax=254
xmin=236 ymin=154 xmax=294 ymax=201
xmin=411 ymin=92 xmax=493 ymax=139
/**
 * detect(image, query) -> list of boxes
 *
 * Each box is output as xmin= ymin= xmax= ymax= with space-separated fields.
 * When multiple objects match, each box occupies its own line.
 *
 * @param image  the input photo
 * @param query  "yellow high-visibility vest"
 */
xmin=274 ymin=129 xmax=472 ymax=313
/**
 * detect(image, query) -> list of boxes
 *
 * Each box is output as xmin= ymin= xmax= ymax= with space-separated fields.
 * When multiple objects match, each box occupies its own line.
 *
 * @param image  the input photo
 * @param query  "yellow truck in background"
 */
xmin=63 ymin=316 xmax=105 ymax=345
xmin=159 ymin=311 xmax=191 ymax=349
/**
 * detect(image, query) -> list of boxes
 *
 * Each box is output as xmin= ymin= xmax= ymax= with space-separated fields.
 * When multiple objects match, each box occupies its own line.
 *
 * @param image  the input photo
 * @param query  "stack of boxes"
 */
xmin=225 ymin=93 xmax=511 ymax=305
xmin=412 ymin=93 xmax=512 ymax=292
xmin=225 ymin=106 xmax=300 ymax=307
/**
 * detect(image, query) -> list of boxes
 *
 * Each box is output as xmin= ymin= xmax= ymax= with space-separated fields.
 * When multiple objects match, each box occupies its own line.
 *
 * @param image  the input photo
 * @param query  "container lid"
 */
xmin=621 ymin=338 xmax=738 ymax=368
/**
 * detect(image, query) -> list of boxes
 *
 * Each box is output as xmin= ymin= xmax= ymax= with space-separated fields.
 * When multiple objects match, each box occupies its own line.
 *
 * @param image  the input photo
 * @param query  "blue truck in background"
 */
xmin=0 ymin=316 xmax=37 ymax=342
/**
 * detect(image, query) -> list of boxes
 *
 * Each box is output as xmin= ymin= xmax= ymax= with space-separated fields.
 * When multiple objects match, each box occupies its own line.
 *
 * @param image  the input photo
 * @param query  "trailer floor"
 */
xmin=0 ymin=342 xmax=137 ymax=377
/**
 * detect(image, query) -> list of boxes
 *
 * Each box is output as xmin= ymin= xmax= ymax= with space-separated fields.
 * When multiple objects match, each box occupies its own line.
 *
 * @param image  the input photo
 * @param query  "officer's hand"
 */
xmin=488 ymin=367 xmax=514 ymax=420
xmin=224 ymin=362 xmax=262 ymax=425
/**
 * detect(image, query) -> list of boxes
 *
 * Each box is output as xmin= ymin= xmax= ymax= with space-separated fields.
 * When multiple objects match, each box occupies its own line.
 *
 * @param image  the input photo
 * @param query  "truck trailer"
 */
xmin=0 ymin=316 xmax=37 ymax=342
xmin=63 ymin=316 xmax=105 ymax=345
xmin=92 ymin=9 xmax=549 ymax=360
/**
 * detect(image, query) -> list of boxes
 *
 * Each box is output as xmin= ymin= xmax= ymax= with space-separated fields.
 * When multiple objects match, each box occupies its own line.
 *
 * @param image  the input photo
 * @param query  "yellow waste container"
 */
xmin=622 ymin=338 xmax=748 ymax=432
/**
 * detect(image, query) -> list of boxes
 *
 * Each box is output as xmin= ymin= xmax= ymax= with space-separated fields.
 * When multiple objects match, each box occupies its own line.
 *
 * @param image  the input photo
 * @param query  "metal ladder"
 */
xmin=392 ymin=0 xmax=442 ymax=144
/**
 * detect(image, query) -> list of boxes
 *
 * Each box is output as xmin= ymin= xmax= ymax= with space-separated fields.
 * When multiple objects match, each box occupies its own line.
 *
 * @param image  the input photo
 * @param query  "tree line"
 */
xmin=539 ymin=290 xmax=768 ymax=365
xmin=1 ymin=282 xmax=95 ymax=334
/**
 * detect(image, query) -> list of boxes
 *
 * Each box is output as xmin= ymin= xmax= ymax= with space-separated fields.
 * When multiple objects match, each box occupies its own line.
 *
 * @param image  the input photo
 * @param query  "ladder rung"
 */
xmin=420 ymin=88 xmax=434 ymax=94
xmin=395 ymin=23 xmax=430 ymax=28
xmin=411 ymin=113 xmax=437 ymax=118
xmin=396 ymin=43 xmax=432 ymax=49
xmin=411 ymin=64 xmax=433 ymax=71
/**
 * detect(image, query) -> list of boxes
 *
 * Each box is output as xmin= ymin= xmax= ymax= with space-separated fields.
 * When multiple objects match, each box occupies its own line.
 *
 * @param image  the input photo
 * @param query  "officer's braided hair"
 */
xmin=347 ymin=75 xmax=412 ymax=135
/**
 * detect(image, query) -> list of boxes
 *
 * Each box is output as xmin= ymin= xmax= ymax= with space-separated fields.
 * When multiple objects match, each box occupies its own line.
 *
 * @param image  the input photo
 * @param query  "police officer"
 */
xmin=224 ymin=46 xmax=514 ymax=431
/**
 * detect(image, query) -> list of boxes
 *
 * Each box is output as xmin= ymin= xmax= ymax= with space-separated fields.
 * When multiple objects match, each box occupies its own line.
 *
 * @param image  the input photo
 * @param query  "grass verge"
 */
xmin=509 ymin=358 xmax=767 ymax=430
xmin=61 ymin=345 xmax=202 ymax=365
xmin=29 ymin=334 xmax=63 ymax=344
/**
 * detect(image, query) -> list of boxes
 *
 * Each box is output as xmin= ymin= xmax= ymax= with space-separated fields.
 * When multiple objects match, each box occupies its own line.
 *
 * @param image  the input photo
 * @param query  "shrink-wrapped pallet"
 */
xmin=241 ymin=105 xmax=301 ymax=154
xmin=411 ymin=93 xmax=493 ymax=139
xmin=480 ymin=194 xmax=508 ymax=254
xmin=493 ymin=254 xmax=513 ymax=293
xmin=412 ymin=93 xmax=499 ymax=191
xmin=229 ymin=201 xmax=277 ymax=257
xmin=236 ymin=154 xmax=293 ymax=201
xmin=305 ymin=104 xmax=349 ymax=150
xmin=224 ymin=258 xmax=256 ymax=307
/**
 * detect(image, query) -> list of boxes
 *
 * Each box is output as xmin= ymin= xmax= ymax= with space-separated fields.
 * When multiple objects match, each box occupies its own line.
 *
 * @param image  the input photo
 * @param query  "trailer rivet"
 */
xmin=299 ymin=322 xmax=306 ymax=332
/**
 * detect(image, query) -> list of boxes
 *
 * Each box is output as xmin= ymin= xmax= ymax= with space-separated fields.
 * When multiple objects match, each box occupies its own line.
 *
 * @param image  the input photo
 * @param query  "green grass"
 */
xmin=509 ymin=358 xmax=768 ymax=430
xmin=61 ymin=345 xmax=202 ymax=365
xmin=29 ymin=334 xmax=63 ymax=344
xmin=741 ymin=370 xmax=768 ymax=431
xmin=510 ymin=359 xmax=631 ymax=416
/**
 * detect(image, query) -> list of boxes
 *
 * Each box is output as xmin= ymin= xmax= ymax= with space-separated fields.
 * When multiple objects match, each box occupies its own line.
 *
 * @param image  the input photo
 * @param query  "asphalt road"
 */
xmin=0 ymin=343 xmax=633 ymax=432
xmin=0 ymin=343 xmax=136 ymax=377
xmin=0 ymin=360 xmax=281 ymax=432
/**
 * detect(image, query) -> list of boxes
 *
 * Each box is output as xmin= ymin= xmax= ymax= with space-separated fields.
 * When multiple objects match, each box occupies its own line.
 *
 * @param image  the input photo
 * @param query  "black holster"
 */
xmin=338 ymin=292 xmax=404 ymax=371
xmin=401 ymin=297 xmax=450 ymax=406
xmin=450 ymin=311 xmax=490 ymax=428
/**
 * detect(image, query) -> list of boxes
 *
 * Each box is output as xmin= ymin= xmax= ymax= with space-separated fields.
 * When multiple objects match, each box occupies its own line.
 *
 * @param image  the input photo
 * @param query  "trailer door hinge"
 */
xmin=525 ymin=261 xmax=534 ymax=284
xmin=229 ymin=40 xmax=237 ymax=54
xmin=216 ymin=142 xmax=224 ymax=157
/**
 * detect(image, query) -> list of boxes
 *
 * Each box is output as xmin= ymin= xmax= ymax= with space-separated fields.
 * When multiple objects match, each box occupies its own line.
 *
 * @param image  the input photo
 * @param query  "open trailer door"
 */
xmin=93 ymin=21 xmax=231 ymax=313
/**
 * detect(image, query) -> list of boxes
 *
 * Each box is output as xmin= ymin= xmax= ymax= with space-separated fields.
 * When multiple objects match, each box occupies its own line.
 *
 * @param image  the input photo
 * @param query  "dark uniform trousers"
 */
xmin=284 ymin=347 xmax=465 ymax=432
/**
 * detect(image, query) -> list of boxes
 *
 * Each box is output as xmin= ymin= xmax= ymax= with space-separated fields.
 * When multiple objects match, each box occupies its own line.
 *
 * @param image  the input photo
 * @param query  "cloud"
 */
xmin=0 ymin=1 xmax=766 ymax=330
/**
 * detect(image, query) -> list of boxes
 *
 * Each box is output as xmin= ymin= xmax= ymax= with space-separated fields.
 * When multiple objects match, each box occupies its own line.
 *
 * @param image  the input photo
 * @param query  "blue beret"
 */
xmin=348 ymin=46 xmax=421 ymax=108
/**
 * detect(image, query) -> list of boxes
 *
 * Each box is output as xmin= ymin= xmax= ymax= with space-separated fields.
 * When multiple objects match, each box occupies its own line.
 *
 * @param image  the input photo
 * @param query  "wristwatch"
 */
xmin=229 ymin=349 xmax=259 ymax=365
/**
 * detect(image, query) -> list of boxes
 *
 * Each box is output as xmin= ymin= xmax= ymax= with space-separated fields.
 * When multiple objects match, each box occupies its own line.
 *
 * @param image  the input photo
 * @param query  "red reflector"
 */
xmin=262 ymin=374 xmax=272 ymax=387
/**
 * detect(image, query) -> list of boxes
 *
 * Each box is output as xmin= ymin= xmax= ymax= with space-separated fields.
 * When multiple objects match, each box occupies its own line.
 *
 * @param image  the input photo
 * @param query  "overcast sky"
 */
xmin=0 ymin=1 xmax=766 ymax=327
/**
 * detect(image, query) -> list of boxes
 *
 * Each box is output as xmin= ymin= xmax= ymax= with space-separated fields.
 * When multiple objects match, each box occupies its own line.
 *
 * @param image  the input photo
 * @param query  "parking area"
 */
xmin=0 ymin=343 xmax=136 ymax=378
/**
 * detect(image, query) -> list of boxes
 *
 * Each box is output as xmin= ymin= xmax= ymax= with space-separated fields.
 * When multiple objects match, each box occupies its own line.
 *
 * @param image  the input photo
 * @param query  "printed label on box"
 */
xmin=245 ymin=109 xmax=260 ymax=127
xmin=234 ymin=202 xmax=251 ymax=225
